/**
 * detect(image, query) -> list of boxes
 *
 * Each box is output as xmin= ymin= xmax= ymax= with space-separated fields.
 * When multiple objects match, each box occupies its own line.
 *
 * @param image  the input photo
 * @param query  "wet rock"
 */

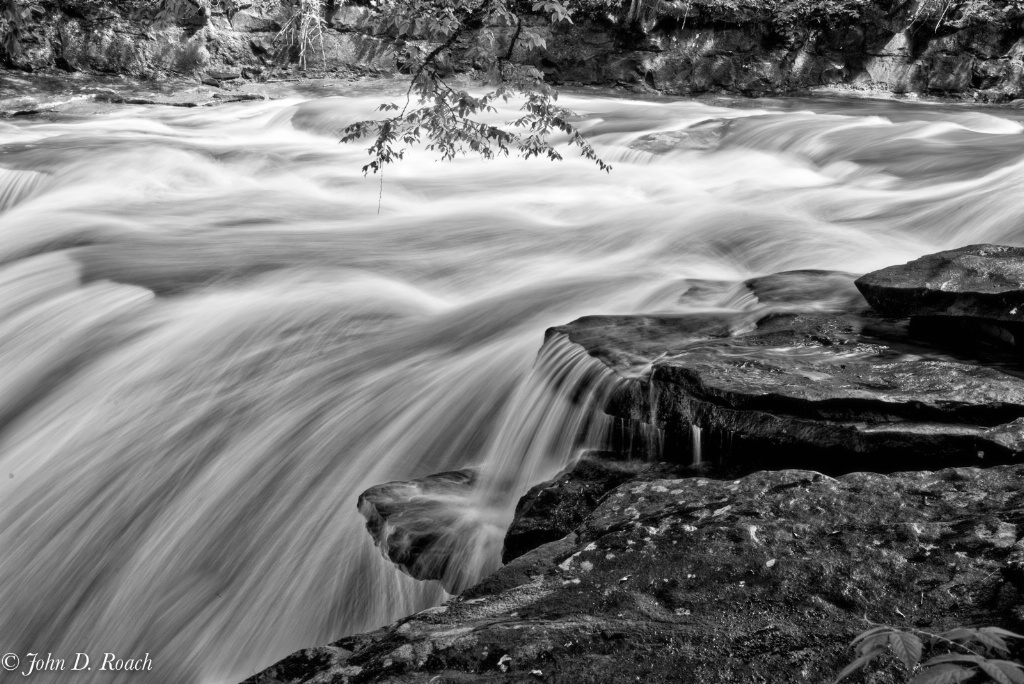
xmin=245 ymin=464 xmax=1024 ymax=684
xmin=628 ymin=119 xmax=729 ymax=154
xmin=502 ymin=451 xmax=647 ymax=564
xmin=856 ymin=245 xmax=1024 ymax=324
xmin=744 ymin=269 xmax=866 ymax=311
xmin=856 ymin=245 xmax=1024 ymax=352
xmin=358 ymin=468 xmax=484 ymax=592
xmin=548 ymin=312 xmax=738 ymax=377
xmin=553 ymin=309 xmax=1024 ymax=471
xmin=207 ymin=69 xmax=241 ymax=81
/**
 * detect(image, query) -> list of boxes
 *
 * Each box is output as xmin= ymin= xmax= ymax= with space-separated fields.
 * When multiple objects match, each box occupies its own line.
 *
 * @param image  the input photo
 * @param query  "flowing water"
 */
xmin=1 ymin=86 xmax=1024 ymax=683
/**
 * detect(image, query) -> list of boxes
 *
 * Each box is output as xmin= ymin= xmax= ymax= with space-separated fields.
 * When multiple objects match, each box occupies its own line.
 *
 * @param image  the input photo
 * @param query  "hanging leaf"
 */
xmin=973 ymin=631 xmax=1011 ymax=654
xmin=889 ymin=631 xmax=924 ymax=671
xmin=855 ymin=632 xmax=893 ymax=656
xmin=979 ymin=660 xmax=1024 ymax=684
xmin=939 ymin=628 xmax=980 ymax=643
xmin=980 ymin=628 xmax=1024 ymax=642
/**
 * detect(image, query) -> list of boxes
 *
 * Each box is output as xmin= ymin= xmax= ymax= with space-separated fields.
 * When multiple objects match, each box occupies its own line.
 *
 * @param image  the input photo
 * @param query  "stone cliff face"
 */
xmin=5 ymin=0 xmax=1024 ymax=101
xmin=526 ymin=3 xmax=1024 ymax=99
xmin=1 ymin=0 xmax=397 ymax=80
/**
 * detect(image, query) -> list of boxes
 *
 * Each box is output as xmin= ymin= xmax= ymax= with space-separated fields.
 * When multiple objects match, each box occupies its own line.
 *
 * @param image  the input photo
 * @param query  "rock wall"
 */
xmin=3 ymin=0 xmax=397 ymax=79
xmin=521 ymin=3 xmax=1024 ymax=99
xmin=6 ymin=0 xmax=1024 ymax=100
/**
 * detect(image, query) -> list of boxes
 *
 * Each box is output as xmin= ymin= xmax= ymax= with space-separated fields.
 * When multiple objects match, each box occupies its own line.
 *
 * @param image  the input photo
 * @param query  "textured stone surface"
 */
xmin=245 ymin=464 xmax=1024 ymax=684
xmin=229 ymin=9 xmax=278 ymax=32
xmin=552 ymin=309 xmax=1024 ymax=471
xmin=856 ymin=244 xmax=1024 ymax=323
xmin=502 ymin=451 xmax=652 ymax=564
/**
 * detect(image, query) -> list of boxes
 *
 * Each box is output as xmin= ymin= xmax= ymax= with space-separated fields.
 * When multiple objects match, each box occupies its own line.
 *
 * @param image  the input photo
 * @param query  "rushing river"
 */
xmin=1 ymin=86 xmax=1024 ymax=683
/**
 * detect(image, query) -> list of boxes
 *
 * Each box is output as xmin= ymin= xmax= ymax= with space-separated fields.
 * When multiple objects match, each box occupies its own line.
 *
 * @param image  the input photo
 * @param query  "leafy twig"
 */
xmin=836 ymin=622 xmax=1024 ymax=684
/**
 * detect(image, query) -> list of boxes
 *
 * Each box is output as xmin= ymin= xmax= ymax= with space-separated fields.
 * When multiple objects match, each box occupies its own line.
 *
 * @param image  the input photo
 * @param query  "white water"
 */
xmin=1 ymin=88 xmax=1023 ymax=683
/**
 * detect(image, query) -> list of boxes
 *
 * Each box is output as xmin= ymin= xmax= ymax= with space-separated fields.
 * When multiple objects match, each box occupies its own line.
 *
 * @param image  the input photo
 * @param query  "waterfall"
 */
xmin=0 ymin=89 xmax=1022 ymax=682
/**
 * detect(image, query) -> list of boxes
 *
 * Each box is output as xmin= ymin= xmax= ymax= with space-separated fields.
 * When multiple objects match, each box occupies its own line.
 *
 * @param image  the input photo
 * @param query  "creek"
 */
xmin=0 ymin=88 xmax=1022 ymax=682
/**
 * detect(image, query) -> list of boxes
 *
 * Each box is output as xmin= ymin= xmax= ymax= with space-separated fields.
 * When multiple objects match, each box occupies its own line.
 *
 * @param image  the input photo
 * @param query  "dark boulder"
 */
xmin=207 ymin=69 xmax=241 ymax=81
xmin=245 ymin=463 xmax=1024 ymax=684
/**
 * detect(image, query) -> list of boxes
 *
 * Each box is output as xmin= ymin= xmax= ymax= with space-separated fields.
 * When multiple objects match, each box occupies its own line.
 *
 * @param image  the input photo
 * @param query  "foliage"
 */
xmin=341 ymin=0 xmax=611 ymax=174
xmin=772 ymin=0 xmax=868 ymax=28
xmin=836 ymin=624 xmax=1024 ymax=684
xmin=643 ymin=0 xmax=868 ymax=29
xmin=625 ymin=0 xmax=664 ymax=25
xmin=568 ymin=0 xmax=1022 ymax=32
xmin=908 ymin=0 xmax=1024 ymax=31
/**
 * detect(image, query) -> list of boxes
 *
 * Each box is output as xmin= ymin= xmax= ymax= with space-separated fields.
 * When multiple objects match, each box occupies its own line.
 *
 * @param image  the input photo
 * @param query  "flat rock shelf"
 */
xmin=555 ymin=310 xmax=1024 ymax=472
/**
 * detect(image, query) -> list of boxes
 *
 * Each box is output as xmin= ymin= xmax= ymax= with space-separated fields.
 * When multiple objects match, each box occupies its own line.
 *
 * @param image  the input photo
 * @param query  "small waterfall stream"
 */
xmin=1 ymin=89 xmax=1023 ymax=682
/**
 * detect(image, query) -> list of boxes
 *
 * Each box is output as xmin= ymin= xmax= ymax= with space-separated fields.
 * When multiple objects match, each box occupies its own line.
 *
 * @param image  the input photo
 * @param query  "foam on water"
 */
xmin=0 ymin=89 xmax=1022 ymax=683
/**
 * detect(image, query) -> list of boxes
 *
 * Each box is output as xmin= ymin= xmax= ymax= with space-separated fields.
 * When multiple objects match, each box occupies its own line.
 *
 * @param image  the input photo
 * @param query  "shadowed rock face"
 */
xmin=553 ymin=309 xmax=1024 ymax=471
xmin=502 ymin=451 xmax=647 ymax=564
xmin=245 ymin=463 xmax=1024 ymax=684
xmin=856 ymin=244 xmax=1024 ymax=323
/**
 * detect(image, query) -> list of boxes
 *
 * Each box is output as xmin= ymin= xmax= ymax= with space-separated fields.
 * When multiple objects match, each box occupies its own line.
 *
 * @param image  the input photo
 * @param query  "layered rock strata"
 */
xmin=556 ymin=308 xmax=1024 ymax=472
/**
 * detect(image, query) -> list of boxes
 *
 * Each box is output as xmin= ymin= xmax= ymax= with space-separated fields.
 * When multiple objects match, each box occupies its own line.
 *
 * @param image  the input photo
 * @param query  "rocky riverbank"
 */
xmin=5 ymin=0 xmax=1024 ymax=105
xmin=244 ymin=246 xmax=1024 ymax=682
xmin=249 ymin=460 xmax=1024 ymax=683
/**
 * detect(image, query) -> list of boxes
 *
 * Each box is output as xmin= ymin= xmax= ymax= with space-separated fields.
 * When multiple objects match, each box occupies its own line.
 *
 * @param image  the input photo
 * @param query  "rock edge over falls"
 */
xmin=9 ymin=0 xmax=1024 ymax=102
xmin=246 ymin=245 xmax=1024 ymax=683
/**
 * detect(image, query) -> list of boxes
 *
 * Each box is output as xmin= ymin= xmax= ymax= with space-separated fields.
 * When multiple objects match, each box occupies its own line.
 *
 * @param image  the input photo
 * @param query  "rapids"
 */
xmin=0 ymin=87 xmax=1023 ymax=683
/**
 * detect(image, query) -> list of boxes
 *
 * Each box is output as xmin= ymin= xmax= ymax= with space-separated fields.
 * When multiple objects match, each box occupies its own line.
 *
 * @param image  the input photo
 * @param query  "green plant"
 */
xmin=836 ymin=624 xmax=1024 ymax=684
xmin=341 ymin=0 xmax=611 ymax=175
